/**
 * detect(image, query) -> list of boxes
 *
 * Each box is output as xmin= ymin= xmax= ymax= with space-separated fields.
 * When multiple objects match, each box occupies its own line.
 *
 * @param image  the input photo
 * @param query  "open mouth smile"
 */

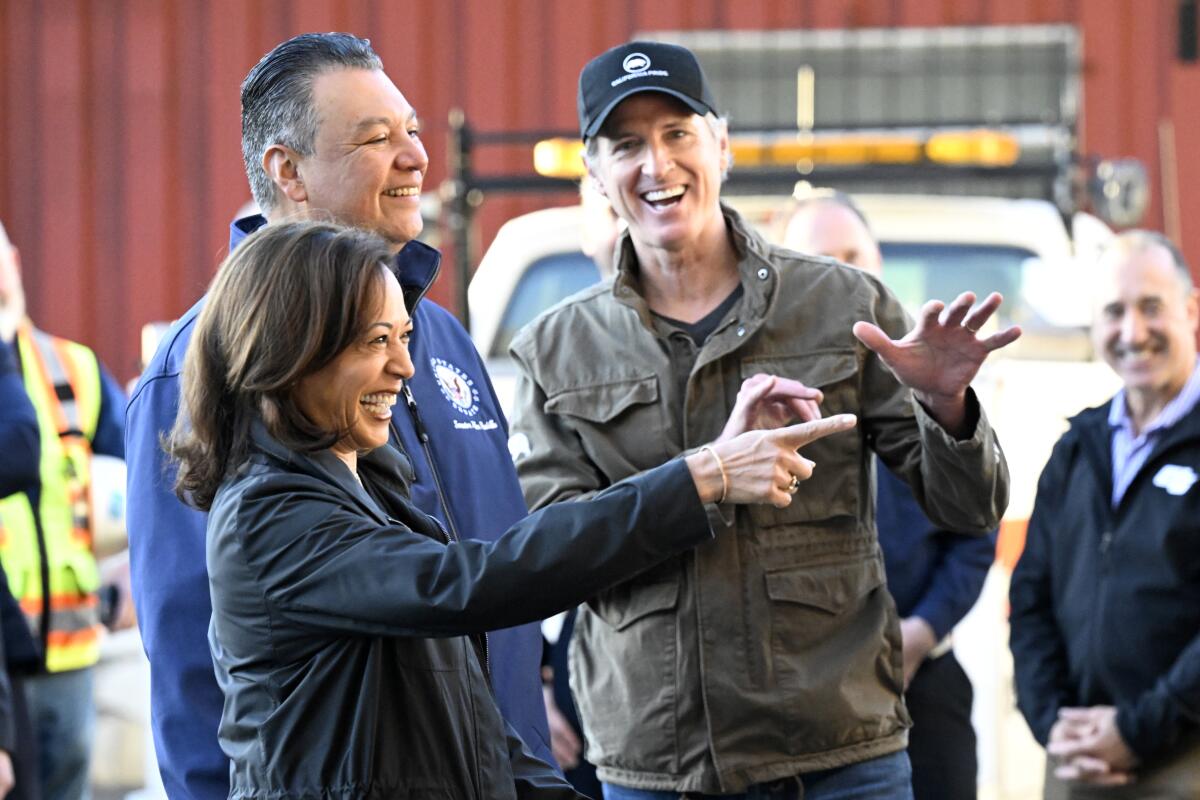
xmin=360 ymin=391 xmax=398 ymax=418
xmin=640 ymin=185 xmax=686 ymax=208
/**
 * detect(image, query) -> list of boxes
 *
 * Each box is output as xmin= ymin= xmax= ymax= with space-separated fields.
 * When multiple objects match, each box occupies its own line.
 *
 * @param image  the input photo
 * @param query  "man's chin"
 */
xmin=381 ymin=219 xmax=423 ymax=250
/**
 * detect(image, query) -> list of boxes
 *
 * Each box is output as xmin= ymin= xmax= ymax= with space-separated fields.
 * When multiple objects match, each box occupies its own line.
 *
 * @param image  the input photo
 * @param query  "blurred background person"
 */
xmin=783 ymin=188 xmax=997 ymax=800
xmin=0 ymin=219 xmax=127 ymax=800
xmin=0 ymin=333 xmax=46 ymax=800
xmin=1010 ymin=230 xmax=1200 ymax=799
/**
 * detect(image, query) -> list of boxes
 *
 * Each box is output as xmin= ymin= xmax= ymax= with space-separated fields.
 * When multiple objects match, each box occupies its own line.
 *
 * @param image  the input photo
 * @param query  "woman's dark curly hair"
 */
xmin=168 ymin=220 xmax=393 ymax=510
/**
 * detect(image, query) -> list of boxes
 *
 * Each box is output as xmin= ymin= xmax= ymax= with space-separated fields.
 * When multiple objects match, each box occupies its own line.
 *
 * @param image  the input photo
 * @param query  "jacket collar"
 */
xmin=228 ymin=215 xmax=442 ymax=316
xmin=247 ymin=420 xmax=413 ymax=526
xmin=1070 ymin=392 xmax=1200 ymax=505
xmin=609 ymin=203 xmax=777 ymax=344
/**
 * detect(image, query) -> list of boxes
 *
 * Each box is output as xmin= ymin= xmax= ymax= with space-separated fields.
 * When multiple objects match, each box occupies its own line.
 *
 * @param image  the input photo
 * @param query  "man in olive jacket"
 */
xmin=510 ymin=41 xmax=1017 ymax=797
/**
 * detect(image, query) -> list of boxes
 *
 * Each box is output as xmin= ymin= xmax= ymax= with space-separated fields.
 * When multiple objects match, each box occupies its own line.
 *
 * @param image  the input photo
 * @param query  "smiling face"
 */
xmin=1092 ymin=241 xmax=1199 ymax=409
xmin=586 ymin=93 xmax=729 ymax=255
xmin=294 ymin=266 xmax=415 ymax=468
xmin=296 ymin=69 xmax=427 ymax=249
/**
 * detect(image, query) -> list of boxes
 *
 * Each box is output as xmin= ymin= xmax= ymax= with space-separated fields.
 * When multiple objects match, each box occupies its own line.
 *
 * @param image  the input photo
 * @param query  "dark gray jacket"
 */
xmin=206 ymin=425 xmax=714 ymax=799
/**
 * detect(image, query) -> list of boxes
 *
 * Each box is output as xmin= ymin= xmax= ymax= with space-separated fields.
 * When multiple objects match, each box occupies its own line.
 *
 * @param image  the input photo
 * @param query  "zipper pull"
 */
xmin=403 ymin=385 xmax=430 ymax=443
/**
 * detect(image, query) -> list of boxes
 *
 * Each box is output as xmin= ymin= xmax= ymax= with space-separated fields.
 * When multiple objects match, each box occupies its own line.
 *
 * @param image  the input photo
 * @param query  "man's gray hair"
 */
xmin=1104 ymin=229 xmax=1194 ymax=291
xmin=240 ymin=33 xmax=382 ymax=213
xmin=584 ymin=111 xmax=731 ymax=177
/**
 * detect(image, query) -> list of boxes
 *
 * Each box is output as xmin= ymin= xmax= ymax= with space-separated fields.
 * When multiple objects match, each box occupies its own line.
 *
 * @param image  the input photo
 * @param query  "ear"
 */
xmin=717 ymin=122 xmax=731 ymax=175
xmin=263 ymin=144 xmax=308 ymax=205
xmin=585 ymin=156 xmax=608 ymax=200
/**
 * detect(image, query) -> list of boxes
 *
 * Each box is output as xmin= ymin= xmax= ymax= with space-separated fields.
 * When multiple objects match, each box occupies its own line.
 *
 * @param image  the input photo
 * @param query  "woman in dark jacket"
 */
xmin=168 ymin=221 xmax=853 ymax=800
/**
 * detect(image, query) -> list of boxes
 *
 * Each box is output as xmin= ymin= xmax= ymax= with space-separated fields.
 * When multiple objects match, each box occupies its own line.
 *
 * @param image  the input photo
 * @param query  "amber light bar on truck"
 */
xmin=532 ymin=128 xmax=1021 ymax=179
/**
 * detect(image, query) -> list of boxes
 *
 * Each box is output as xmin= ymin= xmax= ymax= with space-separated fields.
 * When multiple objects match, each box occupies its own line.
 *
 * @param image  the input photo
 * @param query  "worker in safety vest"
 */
xmin=0 ymin=219 xmax=127 ymax=800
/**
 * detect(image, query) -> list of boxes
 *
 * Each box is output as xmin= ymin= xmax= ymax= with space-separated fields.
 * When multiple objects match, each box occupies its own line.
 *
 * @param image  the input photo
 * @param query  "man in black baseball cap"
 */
xmin=512 ymin=37 xmax=1019 ymax=800
xmin=577 ymin=40 xmax=718 ymax=139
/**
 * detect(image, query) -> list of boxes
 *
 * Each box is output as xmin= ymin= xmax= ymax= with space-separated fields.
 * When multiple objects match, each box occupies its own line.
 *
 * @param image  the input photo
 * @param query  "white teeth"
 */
xmin=383 ymin=187 xmax=420 ymax=197
xmin=360 ymin=392 xmax=397 ymax=415
xmin=643 ymin=186 xmax=685 ymax=202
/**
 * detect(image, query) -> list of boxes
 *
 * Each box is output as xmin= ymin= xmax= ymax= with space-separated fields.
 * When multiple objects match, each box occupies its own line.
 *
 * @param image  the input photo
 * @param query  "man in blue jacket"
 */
xmin=126 ymin=33 xmax=552 ymax=800
xmin=1010 ymin=231 xmax=1200 ymax=798
xmin=784 ymin=191 xmax=997 ymax=800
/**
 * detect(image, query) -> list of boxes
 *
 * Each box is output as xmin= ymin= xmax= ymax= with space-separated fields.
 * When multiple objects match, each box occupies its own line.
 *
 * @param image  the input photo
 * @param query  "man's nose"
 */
xmin=640 ymin=140 xmax=673 ymax=179
xmin=1119 ymin=309 xmax=1147 ymax=344
xmin=396 ymin=134 xmax=428 ymax=175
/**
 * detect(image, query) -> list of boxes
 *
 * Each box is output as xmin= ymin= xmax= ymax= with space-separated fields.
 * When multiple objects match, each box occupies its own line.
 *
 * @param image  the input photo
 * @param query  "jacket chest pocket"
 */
xmin=741 ymin=351 xmax=862 ymax=528
xmin=544 ymin=375 xmax=672 ymax=477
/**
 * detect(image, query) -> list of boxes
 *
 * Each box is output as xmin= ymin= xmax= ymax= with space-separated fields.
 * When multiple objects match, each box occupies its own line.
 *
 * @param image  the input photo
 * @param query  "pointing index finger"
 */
xmin=774 ymin=414 xmax=857 ymax=449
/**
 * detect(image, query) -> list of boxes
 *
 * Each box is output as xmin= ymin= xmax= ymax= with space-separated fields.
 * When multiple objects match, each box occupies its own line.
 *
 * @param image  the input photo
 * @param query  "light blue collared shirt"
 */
xmin=1108 ymin=356 xmax=1200 ymax=506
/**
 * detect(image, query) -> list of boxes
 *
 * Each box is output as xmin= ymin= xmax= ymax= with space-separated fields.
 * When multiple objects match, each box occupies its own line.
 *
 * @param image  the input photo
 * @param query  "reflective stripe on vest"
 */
xmin=0 ymin=323 xmax=103 ymax=672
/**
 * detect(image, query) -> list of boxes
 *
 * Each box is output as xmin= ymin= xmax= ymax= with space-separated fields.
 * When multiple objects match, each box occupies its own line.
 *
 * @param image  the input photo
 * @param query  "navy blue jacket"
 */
xmin=1010 ymin=399 xmax=1200 ymax=760
xmin=875 ymin=464 xmax=995 ymax=640
xmin=126 ymin=217 xmax=550 ymax=800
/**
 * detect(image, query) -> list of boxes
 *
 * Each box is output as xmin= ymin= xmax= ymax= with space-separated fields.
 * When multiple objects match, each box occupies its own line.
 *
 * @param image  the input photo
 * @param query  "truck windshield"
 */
xmin=883 ymin=242 xmax=1040 ymax=328
xmin=491 ymin=252 xmax=601 ymax=358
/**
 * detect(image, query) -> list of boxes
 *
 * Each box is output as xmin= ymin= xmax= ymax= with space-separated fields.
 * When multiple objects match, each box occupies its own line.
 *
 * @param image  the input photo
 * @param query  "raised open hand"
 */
xmin=852 ymin=291 xmax=1021 ymax=432
xmin=716 ymin=374 xmax=824 ymax=443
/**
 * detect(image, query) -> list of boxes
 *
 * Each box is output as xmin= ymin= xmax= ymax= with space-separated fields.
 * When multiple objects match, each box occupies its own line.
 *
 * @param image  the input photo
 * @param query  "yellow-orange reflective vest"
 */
xmin=0 ymin=322 xmax=103 ymax=673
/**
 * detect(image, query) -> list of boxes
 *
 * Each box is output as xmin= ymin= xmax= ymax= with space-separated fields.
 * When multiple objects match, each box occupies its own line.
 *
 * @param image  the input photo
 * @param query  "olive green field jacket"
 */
xmin=509 ymin=206 xmax=1009 ymax=793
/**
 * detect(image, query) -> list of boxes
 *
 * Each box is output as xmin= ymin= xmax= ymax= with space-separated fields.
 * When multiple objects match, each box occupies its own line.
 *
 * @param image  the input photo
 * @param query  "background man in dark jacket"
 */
xmin=784 ymin=191 xmax=997 ymax=800
xmin=1010 ymin=230 xmax=1200 ymax=798
xmin=126 ymin=33 xmax=553 ymax=800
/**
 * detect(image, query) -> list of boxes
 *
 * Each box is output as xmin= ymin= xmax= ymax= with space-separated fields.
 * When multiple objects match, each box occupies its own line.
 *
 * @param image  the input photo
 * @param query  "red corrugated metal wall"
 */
xmin=1 ymin=0 xmax=1196 ymax=382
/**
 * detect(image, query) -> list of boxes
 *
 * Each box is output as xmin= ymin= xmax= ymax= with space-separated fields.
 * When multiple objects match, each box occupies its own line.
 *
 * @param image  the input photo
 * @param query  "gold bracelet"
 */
xmin=699 ymin=445 xmax=728 ymax=504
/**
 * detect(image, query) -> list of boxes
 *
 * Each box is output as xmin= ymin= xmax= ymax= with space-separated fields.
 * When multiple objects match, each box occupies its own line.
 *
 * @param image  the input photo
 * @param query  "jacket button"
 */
xmin=756 ymin=268 xmax=769 ymax=280
xmin=737 ymin=326 xmax=746 ymax=337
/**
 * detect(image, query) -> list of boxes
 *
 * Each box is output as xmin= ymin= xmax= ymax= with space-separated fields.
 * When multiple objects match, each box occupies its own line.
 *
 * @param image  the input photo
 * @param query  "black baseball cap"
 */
xmin=578 ymin=41 xmax=719 ymax=140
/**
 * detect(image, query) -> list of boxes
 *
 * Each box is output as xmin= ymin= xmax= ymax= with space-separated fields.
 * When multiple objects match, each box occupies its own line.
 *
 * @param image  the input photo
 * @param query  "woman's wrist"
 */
xmin=686 ymin=446 xmax=728 ymax=504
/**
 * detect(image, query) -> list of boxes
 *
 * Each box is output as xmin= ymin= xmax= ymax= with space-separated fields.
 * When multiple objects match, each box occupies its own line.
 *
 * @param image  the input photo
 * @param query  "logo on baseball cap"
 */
xmin=577 ymin=41 xmax=719 ymax=140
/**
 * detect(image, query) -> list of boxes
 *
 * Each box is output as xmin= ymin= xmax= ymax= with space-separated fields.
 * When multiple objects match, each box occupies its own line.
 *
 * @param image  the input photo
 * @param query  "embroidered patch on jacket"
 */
xmin=430 ymin=357 xmax=481 ymax=417
xmin=1152 ymin=464 xmax=1198 ymax=496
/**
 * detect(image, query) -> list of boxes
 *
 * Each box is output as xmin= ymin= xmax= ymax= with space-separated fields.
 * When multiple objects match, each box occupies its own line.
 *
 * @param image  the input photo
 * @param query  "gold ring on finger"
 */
xmin=787 ymin=474 xmax=801 ymax=494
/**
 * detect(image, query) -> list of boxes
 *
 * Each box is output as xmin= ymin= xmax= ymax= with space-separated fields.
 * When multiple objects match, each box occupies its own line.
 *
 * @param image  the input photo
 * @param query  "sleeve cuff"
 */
xmin=913 ymin=388 xmax=990 ymax=452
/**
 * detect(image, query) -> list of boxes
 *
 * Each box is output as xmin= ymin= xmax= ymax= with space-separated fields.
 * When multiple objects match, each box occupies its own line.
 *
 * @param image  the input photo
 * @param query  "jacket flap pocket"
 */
xmin=590 ymin=580 xmax=680 ymax=631
xmin=765 ymin=559 xmax=884 ymax=615
xmin=741 ymin=350 xmax=858 ymax=390
xmin=544 ymin=376 xmax=659 ymax=424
